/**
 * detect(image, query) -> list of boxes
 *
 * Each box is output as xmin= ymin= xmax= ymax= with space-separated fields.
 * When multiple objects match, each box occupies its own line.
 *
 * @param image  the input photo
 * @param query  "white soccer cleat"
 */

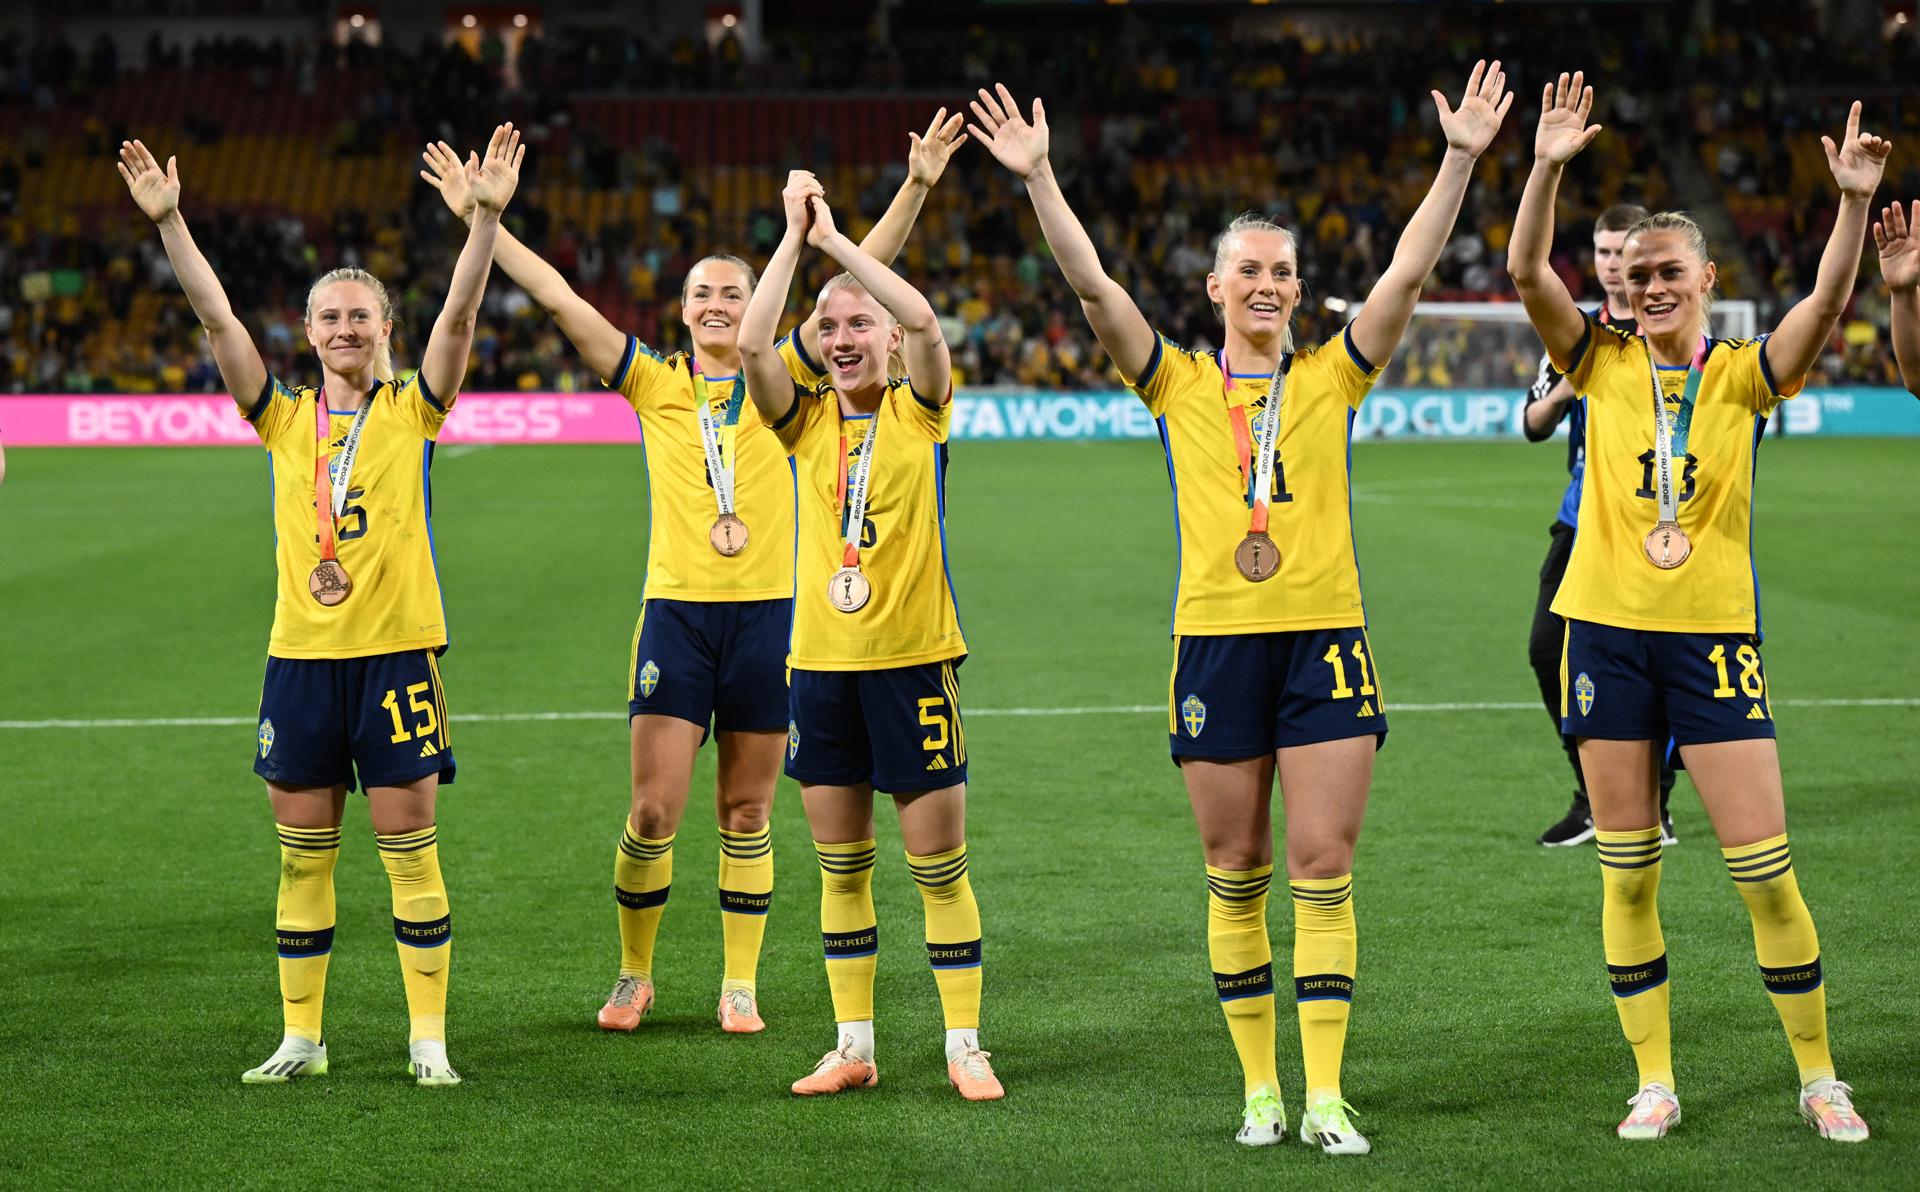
xmin=408 ymin=1038 xmax=461 ymax=1087
xmin=1800 ymin=1078 xmax=1869 ymax=1143
xmin=1618 ymin=1081 xmax=1680 ymax=1140
xmin=1235 ymin=1086 xmax=1287 ymax=1147
xmin=1300 ymin=1095 xmax=1371 ymax=1155
xmin=241 ymin=1035 xmax=328 ymax=1084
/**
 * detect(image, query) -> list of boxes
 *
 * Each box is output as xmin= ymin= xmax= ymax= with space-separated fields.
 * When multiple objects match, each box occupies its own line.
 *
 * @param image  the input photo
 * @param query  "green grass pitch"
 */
xmin=0 ymin=437 xmax=1913 ymax=1187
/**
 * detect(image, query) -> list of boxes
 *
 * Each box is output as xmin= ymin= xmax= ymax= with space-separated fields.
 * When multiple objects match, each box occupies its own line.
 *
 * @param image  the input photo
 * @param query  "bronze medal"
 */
xmin=1234 ymin=532 xmax=1280 ymax=582
xmin=309 ymin=559 xmax=353 ymax=606
xmin=709 ymin=513 xmax=749 ymax=557
xmin=828 ymin=566 xmax=872 ymax=613
xmin=1643 ymin=522 xmax=1691 ymax=570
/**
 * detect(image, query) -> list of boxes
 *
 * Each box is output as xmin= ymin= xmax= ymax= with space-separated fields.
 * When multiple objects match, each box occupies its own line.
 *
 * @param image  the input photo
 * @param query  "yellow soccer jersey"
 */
xmin=1551 ymin=317 xmax=1798 ymax=634
xmin=1126 ymin=325 xmax=1385 ymax=636
xmin=772 ymin=375 xmax=965 ymax=671
xmin=245 ymin=373 xmax=450 ymax=659
xmin=607 ymin=334 xmax=822 ymax=602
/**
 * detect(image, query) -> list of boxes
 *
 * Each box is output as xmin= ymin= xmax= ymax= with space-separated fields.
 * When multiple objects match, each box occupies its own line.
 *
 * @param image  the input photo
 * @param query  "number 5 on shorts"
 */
xmin=381 ymin=682 xmax=439 ymax=743
xmin=918 ymin=697 xmax=950 ymax=751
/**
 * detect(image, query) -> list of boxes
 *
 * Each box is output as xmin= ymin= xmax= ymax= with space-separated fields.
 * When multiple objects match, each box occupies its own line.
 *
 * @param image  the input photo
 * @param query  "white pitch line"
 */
xmin=0 ymin=698 xmax=1913 ymax=731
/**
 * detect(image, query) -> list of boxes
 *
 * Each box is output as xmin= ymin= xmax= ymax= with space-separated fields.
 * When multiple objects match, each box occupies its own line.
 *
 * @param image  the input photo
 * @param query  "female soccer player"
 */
xmin=968 ymin=66 xmax=1510 ymax=1151
xmin=119 ymin=124 xmax=522 ymax=1086
xmin=1873 ymin=198 xmax=1920 ymax=396
xmin=1507 ymin=73 xmax=1881 ymax=1143
xmin=739 ymin=173 xmax=1001 ymax=1102
xmin=421 ymin=113 xmax=966 ymax=1037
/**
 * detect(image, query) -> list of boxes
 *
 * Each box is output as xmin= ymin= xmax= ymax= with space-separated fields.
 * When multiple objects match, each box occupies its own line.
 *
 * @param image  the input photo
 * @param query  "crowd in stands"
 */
xmin=0 ymin=4 xmax=1914 ymax=397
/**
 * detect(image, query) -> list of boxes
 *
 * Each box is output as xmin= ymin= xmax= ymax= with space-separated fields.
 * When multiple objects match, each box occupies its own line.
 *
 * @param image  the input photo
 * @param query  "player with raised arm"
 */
xmin=1522 ymin=202 xmax=1681 ymax=848
xmin=969 ymin=65 xmax=1510 ymax=1151
xmin=422 ymin=113 xmax=965 ymax=1039
xmin=1873 ymin=198 xmax=1920 ymax=397
xmin=740 ymin=172 xmax=1000 ymax=1102
xmin=1507 ymin=73 xmax=1880 ymax=1143
xmin=120 ymin=124 xmax=522 ymax=1087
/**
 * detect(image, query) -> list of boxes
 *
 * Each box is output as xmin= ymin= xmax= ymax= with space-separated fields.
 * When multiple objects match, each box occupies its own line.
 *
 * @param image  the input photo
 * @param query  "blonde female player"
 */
xmin=1508 ymin=74 xmax=1882 ymax=1143
xmin=970 ymin=67 xmax=1511 ymax=1150
xmin=740 ymin=173 xmax=1001 ymax=1102
xmin=421 ymin=113 xmax=966 ymax=1037
xmin=119 ymin=124 xmax=522 ymax=1086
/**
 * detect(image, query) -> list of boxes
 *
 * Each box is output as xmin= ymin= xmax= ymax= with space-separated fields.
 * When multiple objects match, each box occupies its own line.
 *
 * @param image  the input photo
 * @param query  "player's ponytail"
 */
xmin=1626 ymin=212 xmax=1716 ymax=333
xmin=305 ymin=266 xmax=397 ymax=382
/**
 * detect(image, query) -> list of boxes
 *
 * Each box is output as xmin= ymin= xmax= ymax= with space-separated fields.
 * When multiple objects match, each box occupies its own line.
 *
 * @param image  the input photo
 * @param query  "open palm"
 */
xmin=907 ymin=107 xmax=969 ymax=188
xmin=1534 ymin=71 xmax=1601 ymax=164
xmin=1823 ymin=101 xmax=1891 ymax=198
xmin=1875 ymin=200 xmax=1920 ymax=291
xmin=469 ymin=123 xmax=524 ymax=214
xmin=1434 ymin=60 xmax=1513 ymax=158
xmin=116 ymin=140 xmax=179 ymax=223
xmin=419 ymin=140 xmax=475 ymax=218
xmin=967 ymin=84 xmax=1049 ymax=179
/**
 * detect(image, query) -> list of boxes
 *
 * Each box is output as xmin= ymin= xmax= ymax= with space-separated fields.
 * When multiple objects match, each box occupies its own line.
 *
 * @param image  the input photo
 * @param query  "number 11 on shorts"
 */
xmin=1323 ymin=640 xmax=1376 ymax=700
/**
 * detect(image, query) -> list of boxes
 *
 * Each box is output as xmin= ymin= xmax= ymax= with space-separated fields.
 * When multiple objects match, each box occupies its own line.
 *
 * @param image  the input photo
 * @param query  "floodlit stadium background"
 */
xmin=1 ymin=2 xmax=1914 ymax=1187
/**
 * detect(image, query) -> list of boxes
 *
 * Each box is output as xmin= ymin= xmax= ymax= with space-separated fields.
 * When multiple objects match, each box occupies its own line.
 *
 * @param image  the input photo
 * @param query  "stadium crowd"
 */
xmin=1 ymin=5 xmax=1914 ymax=395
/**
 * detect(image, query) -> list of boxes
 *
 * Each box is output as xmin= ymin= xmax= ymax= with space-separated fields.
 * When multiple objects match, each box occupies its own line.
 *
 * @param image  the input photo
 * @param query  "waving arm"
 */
xmin=417 ymin=124 xmax=521 ymax=402
xmin=969 ymin=84 xmax=1156 ymax=379
xmin=1506 ymin=72 xmax=1605 ymax=368
xmin=1763 ymin=102 xmax=1889 ymax=392
xmin=1351 ymin=61 xmax=1513 ymax=367
xmin=117 ymin=140 xmax=267 ymax=406
xmin=1875 ymin=199 xmax=1920 ymax=397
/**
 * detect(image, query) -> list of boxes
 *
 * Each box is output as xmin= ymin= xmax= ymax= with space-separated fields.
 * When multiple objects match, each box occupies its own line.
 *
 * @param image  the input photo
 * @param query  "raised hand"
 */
xmin=1534 ymin=71 xmax=1601 ymax=165
xmin=1434 ymin=59 xmax=1513 ymax=159
xmin=967 ymin=84 xmax=1049 ymax=180
xmin=419 ymin=141 xmax=476 ymax=219
xmin=805 ymin=192 xmax=840 ymax=249
xmin=116 ymin=140 xmax=180 ymax=223
xmin=1875 ymin=199 xmax=1920 ymax=292
xmin=1822 ymin=101 xmax=1891 ymax=198
xmin=468 ymin=122 xmax=524 ymax=214
xmin=908 ymin=107 xmax=969 ymax=188
xmin=782 ymin=169 xmax=823 ymax=235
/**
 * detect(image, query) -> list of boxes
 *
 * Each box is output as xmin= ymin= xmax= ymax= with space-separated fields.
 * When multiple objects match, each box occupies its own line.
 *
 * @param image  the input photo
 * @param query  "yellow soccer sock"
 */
xmin=1207 ymin=864 xmax=1278 ymax=1096
xmin=1724 ymin=834 xmax=1834 ymax=1085
xmin=718 ymin=824 xmax=774 ymax=995
xmin=1290 ymin=873 xmax=1356 ymax=1100
xmin=274 ymin=824 xmax=340 ymax=1044
xmin=907 ymin=845 xmax=984 ymax=1034
xmin=816 ymin=839 xmax=878 ymax=1024
xmin=1597 ymin=827 xmax=1673 ymax=1090
xmin=376 ymin=826 xmax=452 ymax=1044
xmin=612 ymin=825 xmax=674 ymax=980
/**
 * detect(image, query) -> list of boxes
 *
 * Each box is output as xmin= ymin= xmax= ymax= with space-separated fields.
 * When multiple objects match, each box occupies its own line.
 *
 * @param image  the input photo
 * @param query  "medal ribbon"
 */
xmin=835 ymin=415 xmax=879 ymax=570
xmin=690 ymin=359 xmax=741 ymax=518
xmin=314 ymin=391 xmax=375 ymax=561
xmin=1219 ymin=351 xmax=1286 ymax=534
xmin=1642 ymin=334 xmax=1707 ymax=525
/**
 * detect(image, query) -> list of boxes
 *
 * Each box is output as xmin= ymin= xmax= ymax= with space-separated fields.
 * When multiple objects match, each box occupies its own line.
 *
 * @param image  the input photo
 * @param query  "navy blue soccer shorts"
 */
xmin=628 ymin=597 xmax=793 ymax=737
xmin=254 ymin=650 xmax=456 ymax=791
xmin=1561 ymin=619 xmax=1776 ymax=756
xmin=786 ymin=657 xmax=968 ymax=795
xmin=1169 ymin=629 xmax=1389 ymax=762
